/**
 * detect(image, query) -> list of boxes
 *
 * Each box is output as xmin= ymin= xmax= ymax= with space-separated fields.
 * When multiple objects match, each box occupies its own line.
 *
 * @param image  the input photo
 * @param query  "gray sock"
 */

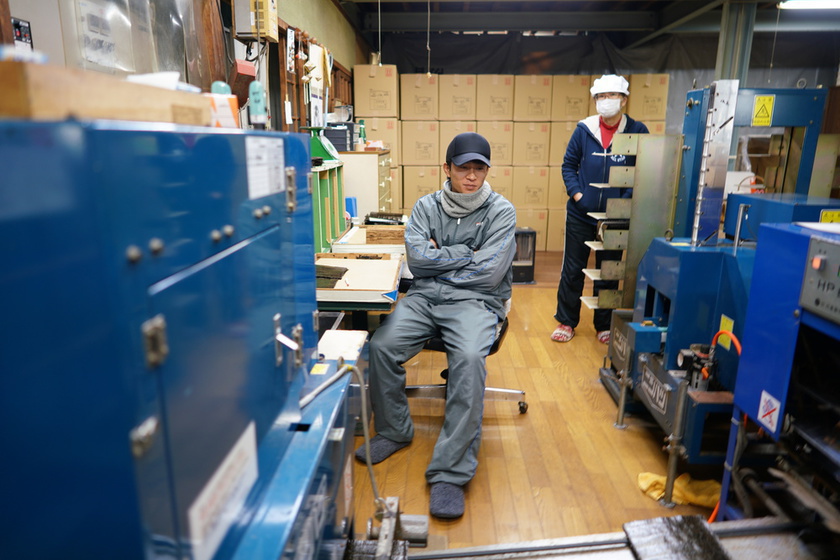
xmin=355 ymin=434 xmax=409 ymax=464
xmin=429 ymin=482 xmax=465 ymax=519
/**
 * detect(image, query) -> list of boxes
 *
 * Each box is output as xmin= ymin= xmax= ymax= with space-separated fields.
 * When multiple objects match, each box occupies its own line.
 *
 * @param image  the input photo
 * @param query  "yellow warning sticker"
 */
xmin=718 ymin=315 xmax=734 ymax=351
xmin=821 ymin=209 xmax=840 ymax=223
xmin=310 ymin=363 xmax=330 ymax=376
xmin=752 ymin=95 xmax=775 ymax=127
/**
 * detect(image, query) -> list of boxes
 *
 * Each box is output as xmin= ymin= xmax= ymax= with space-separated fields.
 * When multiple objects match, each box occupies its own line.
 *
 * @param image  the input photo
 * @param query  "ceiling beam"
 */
xmin=627 ymin=0 xmax=724 ymax=49
xmin=364 ymin=11 xmax=658 ymax=33
xmin=361 ymin=7 xmax=840 ymax=35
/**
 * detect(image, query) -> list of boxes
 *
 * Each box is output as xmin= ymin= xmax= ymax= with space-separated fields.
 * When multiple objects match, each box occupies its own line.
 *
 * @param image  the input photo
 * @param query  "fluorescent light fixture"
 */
xmin=779 ymin=0 xmax=840 ymax=9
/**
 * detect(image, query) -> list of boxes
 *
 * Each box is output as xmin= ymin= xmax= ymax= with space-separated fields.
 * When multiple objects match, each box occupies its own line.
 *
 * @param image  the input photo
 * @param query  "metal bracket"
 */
xmin=285 ymin=166 xmax=297 ymax=212
xmin=292 ymin=324 xmax=304 ymax=368
xmin=366 ymin=497 xmax=429 ymax=551
xmin=274 ymin=313 xmax=300 ymax=367
xmin=141 ymin=314 xmax=169 ymax=369
xmin=129 ymin=416 xmax=159 ymax=458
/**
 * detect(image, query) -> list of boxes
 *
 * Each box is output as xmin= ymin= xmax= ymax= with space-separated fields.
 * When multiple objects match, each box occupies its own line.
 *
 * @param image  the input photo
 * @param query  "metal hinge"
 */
xmin=286 ymin=166 xmax=297 ymax=212
xmin=142 ymin=314 xmax=169 ymax=369
xmin=129 ymin=415 xmax=159 ymax=459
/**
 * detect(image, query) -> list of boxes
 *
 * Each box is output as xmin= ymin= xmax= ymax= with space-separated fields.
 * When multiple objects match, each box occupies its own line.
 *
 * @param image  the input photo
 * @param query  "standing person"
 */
xmin=551 ymin=74 xmax=648 ymax=344
xmin=356 ymin=132 xmax=516 ymax=519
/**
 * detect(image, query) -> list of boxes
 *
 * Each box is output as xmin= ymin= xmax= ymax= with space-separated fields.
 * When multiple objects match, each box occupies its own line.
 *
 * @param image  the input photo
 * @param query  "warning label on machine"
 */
xmin=757 ymin=390 xmax=781 ymax=433
xmin=752 ymin=95 xmax=775 ymax=127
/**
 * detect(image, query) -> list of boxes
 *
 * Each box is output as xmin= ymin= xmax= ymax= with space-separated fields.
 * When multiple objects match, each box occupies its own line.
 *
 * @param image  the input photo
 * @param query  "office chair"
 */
xmin=404 ymin=313 xmax=528 ymax=414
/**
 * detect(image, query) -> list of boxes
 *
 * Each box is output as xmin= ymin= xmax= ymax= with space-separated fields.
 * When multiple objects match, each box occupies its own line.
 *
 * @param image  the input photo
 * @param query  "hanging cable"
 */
xmin=426 ymin=0 xmax=431 ymax=76
xmin=378 ymin=0 xmax=382 ymax=63
xmin=768 ymin=4 xmax=782 ymax=84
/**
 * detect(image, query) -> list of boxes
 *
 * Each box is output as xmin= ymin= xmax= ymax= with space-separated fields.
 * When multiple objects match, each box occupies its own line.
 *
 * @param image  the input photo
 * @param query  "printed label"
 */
xmin=757 ymin=390 xmax=781 ymax=433
xmin=188 ymin=422 xmax=258 ymax=560
xmin=642 ymin=366 xmax=668 ymax=415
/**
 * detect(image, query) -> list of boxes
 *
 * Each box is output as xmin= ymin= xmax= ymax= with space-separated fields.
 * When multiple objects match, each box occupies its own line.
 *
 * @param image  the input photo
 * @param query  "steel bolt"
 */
xmin=149 ymin=238 xmax=164 ymax=255
xmin=126 ymin=245 xmax=143 ymax=263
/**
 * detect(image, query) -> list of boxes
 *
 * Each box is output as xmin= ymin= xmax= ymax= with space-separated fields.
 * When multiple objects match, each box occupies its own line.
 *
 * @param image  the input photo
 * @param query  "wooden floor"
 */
xmin=352 ymin=251 xmax=710 ymax=549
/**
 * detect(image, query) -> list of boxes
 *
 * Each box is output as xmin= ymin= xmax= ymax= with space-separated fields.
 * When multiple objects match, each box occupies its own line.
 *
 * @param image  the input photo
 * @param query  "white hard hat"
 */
xmin=590 ymin=74 xmax=630 ymax=97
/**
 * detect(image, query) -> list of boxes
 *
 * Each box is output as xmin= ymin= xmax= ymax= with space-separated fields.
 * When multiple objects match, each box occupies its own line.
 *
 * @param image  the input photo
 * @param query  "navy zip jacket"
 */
xmin=562 ymin=114 xmax=649 ymax=225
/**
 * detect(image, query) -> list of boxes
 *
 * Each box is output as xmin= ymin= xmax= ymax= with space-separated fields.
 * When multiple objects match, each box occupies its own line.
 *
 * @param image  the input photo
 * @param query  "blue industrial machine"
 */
xmin=599 ymin=81 xmax=840 ymax=505
xmin=717 ymin=222 xmax=840 ymax=540
xmin=0 ymin=120 xmax=358 ymax=560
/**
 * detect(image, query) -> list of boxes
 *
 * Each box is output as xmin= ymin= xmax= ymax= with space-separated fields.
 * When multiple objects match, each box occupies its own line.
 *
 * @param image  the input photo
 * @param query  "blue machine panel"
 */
xmin=633 ymin=237 xmax=754 ymax=387
xmin=733 ymin=223 xmax=840 ymax=439
xmin=723 ymin=192 xmax=840 ymax=240
xmin=0 ymin=120 xmax=343 ymax=560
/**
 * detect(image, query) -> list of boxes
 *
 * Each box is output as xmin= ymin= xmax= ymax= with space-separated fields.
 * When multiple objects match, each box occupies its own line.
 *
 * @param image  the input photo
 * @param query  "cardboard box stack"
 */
xmin=353 ymin=64 xmax=402 ymax=217
xmin=351 ymin=67 xmax=668 ymax=251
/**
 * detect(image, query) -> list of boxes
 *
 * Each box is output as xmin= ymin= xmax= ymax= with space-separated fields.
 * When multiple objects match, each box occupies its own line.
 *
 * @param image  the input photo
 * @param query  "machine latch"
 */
xmin=142 ymin=314 xmax=169 ymax=369
xmin=292 ymin=324 xmax=304 ymax=368
xmin=129 ymin=416 xmax=159 ymax=459
xmin=285 ymin=167 xmax=297 ymax=212
xmin=274 ymin=313 xmax=300 ymax=368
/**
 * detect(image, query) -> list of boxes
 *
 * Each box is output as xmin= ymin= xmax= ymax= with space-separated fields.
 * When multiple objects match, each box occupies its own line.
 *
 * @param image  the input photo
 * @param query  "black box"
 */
xmin=325 ymin=123 xmax=359 ymax=152
xmin=512 ymin=227 xmax=536 ymax=284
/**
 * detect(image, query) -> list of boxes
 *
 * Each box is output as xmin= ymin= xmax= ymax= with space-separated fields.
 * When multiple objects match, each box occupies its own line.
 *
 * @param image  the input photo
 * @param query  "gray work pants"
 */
xmin=368 ymin=294 xmax=498 ymax=486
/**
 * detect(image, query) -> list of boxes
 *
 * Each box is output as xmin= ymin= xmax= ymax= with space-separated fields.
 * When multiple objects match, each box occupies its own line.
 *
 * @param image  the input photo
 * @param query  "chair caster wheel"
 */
xmin=518 ymin=401 xmax=528 ymax=414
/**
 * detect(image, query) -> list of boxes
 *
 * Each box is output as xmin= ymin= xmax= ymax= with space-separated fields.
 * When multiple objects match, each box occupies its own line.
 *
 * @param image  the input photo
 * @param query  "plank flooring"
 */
xmin=352 ymin=251 xmax=711 ymax=549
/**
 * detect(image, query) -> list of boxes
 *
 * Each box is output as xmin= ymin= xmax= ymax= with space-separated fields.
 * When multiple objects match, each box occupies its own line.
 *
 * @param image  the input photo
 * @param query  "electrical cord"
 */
xmin=348 ymin=363 xmax=391 ymax=516
xmin=297 ymin=359 xmax=389 ymax=516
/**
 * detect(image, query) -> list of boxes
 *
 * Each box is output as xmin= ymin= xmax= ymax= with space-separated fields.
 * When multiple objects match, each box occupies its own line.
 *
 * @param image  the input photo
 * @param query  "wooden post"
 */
xmin=0 ymin=0 xmax=14 ymax=46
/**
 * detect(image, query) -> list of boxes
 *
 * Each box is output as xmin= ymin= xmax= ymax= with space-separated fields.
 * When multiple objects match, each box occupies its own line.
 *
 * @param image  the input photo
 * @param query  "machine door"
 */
xmin=141 ymin=225 xmax=295 ymax=560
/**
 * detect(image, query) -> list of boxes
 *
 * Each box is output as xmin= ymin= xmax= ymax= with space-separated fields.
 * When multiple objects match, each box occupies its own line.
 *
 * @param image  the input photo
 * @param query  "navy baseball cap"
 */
xmin=445 ymin=132 xmax=492 ymax=167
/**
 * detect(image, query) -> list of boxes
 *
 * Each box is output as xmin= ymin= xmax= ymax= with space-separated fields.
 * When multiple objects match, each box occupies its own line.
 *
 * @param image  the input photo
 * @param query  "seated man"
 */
xmin=355 ymin=132 xmax=516 ymax=519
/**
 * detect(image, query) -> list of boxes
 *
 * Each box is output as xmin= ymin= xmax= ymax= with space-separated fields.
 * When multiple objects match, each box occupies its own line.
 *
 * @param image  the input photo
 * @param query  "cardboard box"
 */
xmin=400 ymin=74 xmax=439 ymax=120
xmin=627 ymin=73 xmax=669 ymax=122
xmin=513 ymin=75 xmax=552 ymax=121
xmin=488 ymin=166 xmax=514 ymax=201
xmin=439 ymin=74 xmax=477 ymax=120
xmin=353 ymin=64 xmax=399 ymax=117
xmin=403 ymin=166 xmax=442 ymax=208
xmin=439 ymin=121 xmax=477 ymax=161
xmin=548 ymin=167 xmax=568 ymax=209
xmin=513 ymin=122 xmax=551 ymax=166
xmin=0 ymin=61 xmax=211 ymax=126
xmin=401 ymin=121 xmax=439 ymax=166
xmin=549 ymin=121 xmax=576 ymax=166
xmin=205 ymin=93 xmax=240 ymax=128
xmin=477 ymin=121 xmax=514 ymax=166
xmin=515 ymin=208 xmax=549 ymax=251
xmin=646 ymin=120 xmax=666 ymax=134
xmin=512 ymin=167 xmax=550 ymax=209
xmin=476 ymin=75 xmax=514 ymax=120
xmin=546 ymin=208 xmax=567 ymax=251
xmin=589 ymin=74 xmax=599 ymax=115
xmin=551 ymin=75 xmax=592 ymax=122
xmin=360 ymin=117 xmax=401 ymax=166
xmin=389 ymin=166 xmax=403 ymax=212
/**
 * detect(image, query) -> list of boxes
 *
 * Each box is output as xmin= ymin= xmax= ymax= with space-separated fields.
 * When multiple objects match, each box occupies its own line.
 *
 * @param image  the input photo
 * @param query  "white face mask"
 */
xmin=596 ymin=97 xmax=622 ymax=118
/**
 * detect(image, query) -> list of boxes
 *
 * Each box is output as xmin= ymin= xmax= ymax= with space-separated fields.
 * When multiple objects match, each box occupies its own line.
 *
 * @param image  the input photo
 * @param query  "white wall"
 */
xmin=278 ymin=0 xmax=365 ymax=68
xmin=9 ymin=0 xmax=65 ymax=66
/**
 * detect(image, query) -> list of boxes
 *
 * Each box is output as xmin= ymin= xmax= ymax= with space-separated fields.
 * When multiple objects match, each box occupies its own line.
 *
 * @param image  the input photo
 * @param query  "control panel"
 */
xmin=800 ymin=236 xmax=840 ymax=323
xmin=12 ymin=17 xmax=33 ymax=51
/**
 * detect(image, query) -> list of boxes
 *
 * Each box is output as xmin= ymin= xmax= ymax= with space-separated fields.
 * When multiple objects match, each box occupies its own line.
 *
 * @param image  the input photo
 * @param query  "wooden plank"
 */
xmin=0 ymin=61 xmax=210 ymax=125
